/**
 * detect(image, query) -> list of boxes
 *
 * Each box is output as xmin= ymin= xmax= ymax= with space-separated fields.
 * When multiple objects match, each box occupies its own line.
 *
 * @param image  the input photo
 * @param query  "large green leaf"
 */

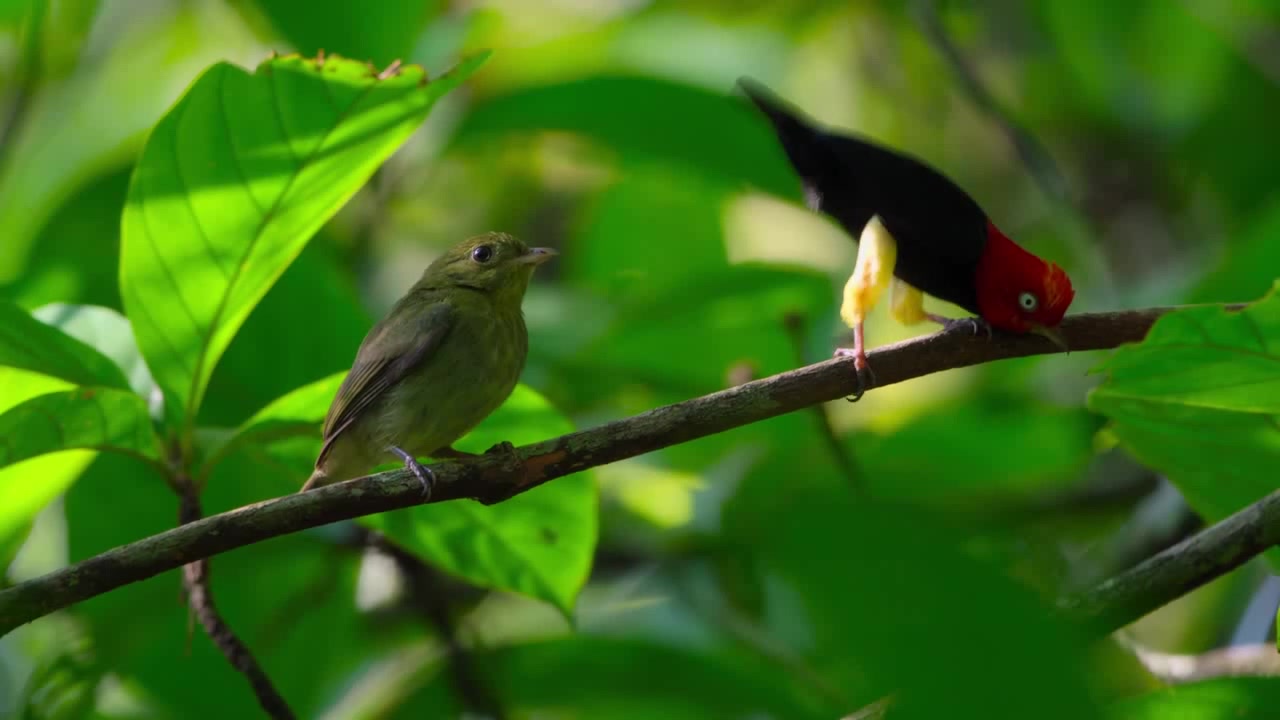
xmin=0 ymin=388 xmax=162 ymax=474
xmin=198 ymin=371 xmax=345 ymax=484
xmin=398 ymin=636 xmax=835 ymax=719
xmin=1109 ymin=677 xmax=1280 ymax=719
xmin=0 ymin=369 xmax=95 ymax=574
xmin=120 ymin=50 xmax=489 ymax=433
xmin=1088 ymin=283 xmax=1280 ymax=564
xmin=364 ymin=385 xmax=598 ymax=619
xmin=0 ymin=300 xmax=127 ymax=389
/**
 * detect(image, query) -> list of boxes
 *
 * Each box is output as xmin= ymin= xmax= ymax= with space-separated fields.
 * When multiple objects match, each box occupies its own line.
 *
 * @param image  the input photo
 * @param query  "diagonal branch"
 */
xmin=0 ymin=305 xmax=1251 ymax=636
xmin=177 ymin=481 xmax=295 ymax=720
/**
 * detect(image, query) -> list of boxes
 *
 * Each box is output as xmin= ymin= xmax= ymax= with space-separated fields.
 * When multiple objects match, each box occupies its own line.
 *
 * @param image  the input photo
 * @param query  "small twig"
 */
xmin=362 ymin=531 xmax=505 ymax=719
xmin=177 ymin=479 xmax=295 ymax=720
xmin=1117 ymin=639 xmax=1280 ymax=684
xmin=781 ymin=311 xmax=864 ymax=494
xmin=0 ymin=304 xmax=1251 ymax=634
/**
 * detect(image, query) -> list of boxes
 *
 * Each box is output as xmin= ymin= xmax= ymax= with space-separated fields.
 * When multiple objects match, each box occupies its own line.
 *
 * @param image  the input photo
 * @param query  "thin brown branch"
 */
xmin=177 ymin=482 xmax=295 ymax=720
xmin=0 ymin=305 xmax=1248 ymax=635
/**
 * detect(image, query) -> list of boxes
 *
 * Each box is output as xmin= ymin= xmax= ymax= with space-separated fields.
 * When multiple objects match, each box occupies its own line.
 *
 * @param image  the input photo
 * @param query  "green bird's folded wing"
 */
xmin=317 ymin=300 xmax=456 ymax=467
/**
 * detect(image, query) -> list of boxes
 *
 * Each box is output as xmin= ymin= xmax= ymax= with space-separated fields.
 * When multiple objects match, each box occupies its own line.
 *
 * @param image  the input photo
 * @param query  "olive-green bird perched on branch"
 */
xmin=300 ymin=232 xmax=557 ymax=496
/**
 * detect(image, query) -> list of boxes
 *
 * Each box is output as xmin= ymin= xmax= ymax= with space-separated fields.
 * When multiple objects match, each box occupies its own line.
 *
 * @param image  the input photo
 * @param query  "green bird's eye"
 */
xmin=1018 ymin=291 xmax=1039 ymax=312
xmin=471 ymin=245 xmax=494 ymax=263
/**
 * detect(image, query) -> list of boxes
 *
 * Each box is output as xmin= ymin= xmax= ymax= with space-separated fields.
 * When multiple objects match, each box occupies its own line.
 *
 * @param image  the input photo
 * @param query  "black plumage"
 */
xmin=738 ymin=77 xmax=989 ymax=315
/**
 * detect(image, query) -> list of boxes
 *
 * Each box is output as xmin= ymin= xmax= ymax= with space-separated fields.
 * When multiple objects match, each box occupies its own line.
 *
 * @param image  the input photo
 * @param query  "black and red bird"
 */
xmin=738 ymin=78 xmax=1075 ymax=396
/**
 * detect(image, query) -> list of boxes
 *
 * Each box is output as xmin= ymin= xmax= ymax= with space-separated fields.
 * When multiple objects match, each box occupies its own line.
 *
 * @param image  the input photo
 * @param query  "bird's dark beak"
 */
xmin=519 ymin=247 xmax=558 ymax=266
xmin=1030 ymin=323 xmax=1069 ymax=353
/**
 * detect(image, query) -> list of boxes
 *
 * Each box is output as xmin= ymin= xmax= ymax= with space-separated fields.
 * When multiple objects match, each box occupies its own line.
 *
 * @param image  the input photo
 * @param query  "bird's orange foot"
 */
xmin=927 ymin=313 xmax=992 ymax=340
xmin=833 ymin=347 xmax=876 ymax=402
xmin=388 ymin=446 xmax=435 ymax=499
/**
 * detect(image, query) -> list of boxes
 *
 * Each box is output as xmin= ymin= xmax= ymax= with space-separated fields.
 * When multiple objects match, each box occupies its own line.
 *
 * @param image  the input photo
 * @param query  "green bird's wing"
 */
xmin=317 ymin=300 xmax=456 ymax=467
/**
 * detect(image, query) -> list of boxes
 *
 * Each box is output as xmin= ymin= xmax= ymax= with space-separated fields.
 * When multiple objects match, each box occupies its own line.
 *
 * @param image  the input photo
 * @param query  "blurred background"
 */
xmin=2 ymin=0 xmax=1280 ymax=717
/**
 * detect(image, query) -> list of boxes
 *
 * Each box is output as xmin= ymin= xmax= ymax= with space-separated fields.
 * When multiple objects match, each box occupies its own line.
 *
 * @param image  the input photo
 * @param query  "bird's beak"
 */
xmin=1030 ymin=323 xmax=1070 ymax=353
xmin=519 ymin=247 xmax=558 ymax=266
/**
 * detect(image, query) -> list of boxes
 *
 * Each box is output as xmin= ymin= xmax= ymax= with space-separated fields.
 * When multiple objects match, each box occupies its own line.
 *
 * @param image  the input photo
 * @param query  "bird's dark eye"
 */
xmin=1018 ymin=292 xmax=1039 ymax=312
xmin=471 ymin=245 xmax=494 ymax=263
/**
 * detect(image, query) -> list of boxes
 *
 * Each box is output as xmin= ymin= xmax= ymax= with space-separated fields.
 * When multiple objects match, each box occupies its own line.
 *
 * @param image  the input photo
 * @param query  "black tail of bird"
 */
xmin=736 ymin=77 xmax=830 ymax=204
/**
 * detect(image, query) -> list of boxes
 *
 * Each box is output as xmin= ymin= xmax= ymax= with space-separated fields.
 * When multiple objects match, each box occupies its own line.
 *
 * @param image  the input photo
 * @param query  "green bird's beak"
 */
xmin=1030 ymin=323 xmax=1069 ymax=353
xmin=520 ymin=247 xmax=558 ymax=265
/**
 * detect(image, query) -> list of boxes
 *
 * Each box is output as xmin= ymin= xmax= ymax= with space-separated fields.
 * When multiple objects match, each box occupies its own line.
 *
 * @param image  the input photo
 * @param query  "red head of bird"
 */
xmin=975 ymin=222 xmax=1075 ymax=336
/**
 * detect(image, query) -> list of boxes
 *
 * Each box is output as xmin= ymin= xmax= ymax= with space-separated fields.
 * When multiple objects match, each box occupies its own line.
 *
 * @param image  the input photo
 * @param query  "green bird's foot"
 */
xmin=388 ymin=446 xmax=435 ymax=499
xmin=928 ymin=313 xmax=992 ymax=340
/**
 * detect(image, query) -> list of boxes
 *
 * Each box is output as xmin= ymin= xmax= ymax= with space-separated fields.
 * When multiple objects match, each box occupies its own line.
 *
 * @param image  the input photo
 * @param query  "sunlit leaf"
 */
xmin=364 ymin=385 xmax=597 ymax=619
xmin=0 ymin=388 xmax=161 ymax=474
xmin=0 ymin=300 xmax=127 ymax=389
xmin=1089 ymin=282 xmax=1280 ymax=565
xmin=120 ymin=50 xmax=489 ymax=432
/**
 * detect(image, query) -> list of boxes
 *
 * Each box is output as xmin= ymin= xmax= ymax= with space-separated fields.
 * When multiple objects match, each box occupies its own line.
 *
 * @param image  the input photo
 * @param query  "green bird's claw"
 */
xmin=833 ymin=347 xmax=876 ymax=402
xmin=389 ymin=446 xmax=435 ymax=499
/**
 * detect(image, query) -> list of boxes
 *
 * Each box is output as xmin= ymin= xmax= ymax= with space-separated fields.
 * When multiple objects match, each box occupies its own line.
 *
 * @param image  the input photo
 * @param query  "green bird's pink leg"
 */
xmin=388 ymin=446 xmax=435 ymax=499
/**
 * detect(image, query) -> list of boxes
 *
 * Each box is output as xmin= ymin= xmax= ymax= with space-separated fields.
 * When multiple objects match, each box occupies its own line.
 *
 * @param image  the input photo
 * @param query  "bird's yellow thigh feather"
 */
xmin=889 ymin=279 xmax=927 ymax=325
xmin=840 ymin=215 xmax=897 ymax=329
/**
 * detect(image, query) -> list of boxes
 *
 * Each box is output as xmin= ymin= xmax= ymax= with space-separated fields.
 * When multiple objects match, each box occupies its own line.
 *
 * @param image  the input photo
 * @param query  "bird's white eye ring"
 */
xmin=1018 ymin=292 xmax=1039 ymax=312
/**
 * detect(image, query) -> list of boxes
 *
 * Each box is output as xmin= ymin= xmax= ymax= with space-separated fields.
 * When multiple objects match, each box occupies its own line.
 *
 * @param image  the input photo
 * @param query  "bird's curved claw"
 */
xmin=389 ymin=446 xmax=435 ymax=499
xmin=833 ymin=348 xmax=877 ymax=402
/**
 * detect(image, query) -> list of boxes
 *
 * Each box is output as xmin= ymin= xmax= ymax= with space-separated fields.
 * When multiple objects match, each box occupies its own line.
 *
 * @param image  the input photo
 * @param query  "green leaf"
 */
xmin=1109 ymin=677 xmax=1280 ymax=719
xmin=0 ymin=388 xmax=162 ymax=474
xmin=0 ymin=300 xmax=128 ymax=389
xmin=1088 ymin=284 xmax=1280 ymax=564
xmin=30 ymin=303 xmax=157 ymax=400
xmin=199 ymin=239 xmax=370 ymax=428
xmin=198 ymin=371 xmax=344 ymax=482
xmin=363 ymin=385 xmax=597 ymax=619
xmin=0 ymin=369 xmax=94 ymax=575
xmin=399 ymin=636 xmax=835 ymax=719
xmin=120 ymin=50 xmax=490 ymax=432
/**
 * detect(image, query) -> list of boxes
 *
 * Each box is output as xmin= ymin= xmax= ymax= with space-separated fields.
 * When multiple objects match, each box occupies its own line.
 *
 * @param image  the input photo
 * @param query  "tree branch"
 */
xmin=0 ymin=305 xmax=1249 ymax=636
xmin=1059 ymin=486 xmax=1280 ymax=634
xmin=177 ymin=483 xmax=295 ymax=720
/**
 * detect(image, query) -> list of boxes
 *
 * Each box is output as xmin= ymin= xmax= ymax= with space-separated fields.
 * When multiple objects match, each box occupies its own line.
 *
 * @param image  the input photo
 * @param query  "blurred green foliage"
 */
xmin=1 ymin=0 xmax=1279 ymax=717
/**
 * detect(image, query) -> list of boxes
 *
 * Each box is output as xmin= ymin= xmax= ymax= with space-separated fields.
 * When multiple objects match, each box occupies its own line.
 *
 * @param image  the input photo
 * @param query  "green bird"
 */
xmin=300 ymin=232 xmax=557 ymax=495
